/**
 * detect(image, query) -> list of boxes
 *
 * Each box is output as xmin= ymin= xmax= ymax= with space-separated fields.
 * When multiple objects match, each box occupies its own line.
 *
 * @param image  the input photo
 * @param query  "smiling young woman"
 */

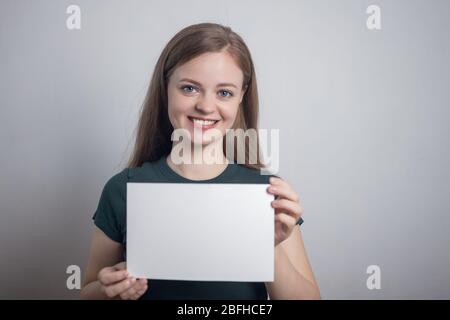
xmin=80 ymin=22 xmax=320 ymax=300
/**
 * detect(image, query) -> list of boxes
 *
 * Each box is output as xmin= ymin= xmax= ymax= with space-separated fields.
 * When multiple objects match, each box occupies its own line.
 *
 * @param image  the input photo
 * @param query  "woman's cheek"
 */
xmin=168 ymin=99 xmax=194 ymax=128
xmin=221 ymin=103 xmax=239 ymax=128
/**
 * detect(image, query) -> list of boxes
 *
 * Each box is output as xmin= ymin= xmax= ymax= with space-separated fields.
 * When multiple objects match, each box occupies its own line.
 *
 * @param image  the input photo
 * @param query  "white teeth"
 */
xmin=191 ymin=118 xmax=217 ymax=125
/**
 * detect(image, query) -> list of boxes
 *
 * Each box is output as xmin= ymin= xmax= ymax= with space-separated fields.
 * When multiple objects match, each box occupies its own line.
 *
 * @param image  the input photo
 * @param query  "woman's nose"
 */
xmin=195 ymin=93 xmax=216 ymax=114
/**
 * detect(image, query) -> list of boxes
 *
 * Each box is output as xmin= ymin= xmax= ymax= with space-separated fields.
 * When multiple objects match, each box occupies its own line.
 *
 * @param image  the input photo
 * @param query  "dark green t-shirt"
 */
xmin=92 ymin=156 xmax=304 ymax=300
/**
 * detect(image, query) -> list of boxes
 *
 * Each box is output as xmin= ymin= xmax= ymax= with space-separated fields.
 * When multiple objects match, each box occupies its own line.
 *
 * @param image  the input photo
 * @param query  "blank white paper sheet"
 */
xmin=126 ymin=183 xmax=274 ymax=282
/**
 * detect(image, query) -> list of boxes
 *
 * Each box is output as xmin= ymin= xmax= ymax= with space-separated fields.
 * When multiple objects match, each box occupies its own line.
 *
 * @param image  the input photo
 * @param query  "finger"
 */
xmin=133 ymin=279 xmax=147 ymax=292
xmin=137 ymin=278 xmax=148 ymax=288
xmin=130 ymin=279 xmax=147 ymax=300
xmin=98 ymin=268 xmax=129 ymax=286
xmin=267 ymin=184 xmax=300 ymax=202
xmin=104 ymin=277 xmax=136 ymax=298
xmin=269 ymin=177 xmax=300 ymax=201
xmin=138 ymin=284 xmax=148 ymax=296
xmin=275 ymin=212 xmax=297 ymax=228
xmin=121 ymin=284 xmax=138 ymax=300
xmin=271 ymin=199 xmax=303 ymax=220
xmin=132 ymin=292 xmax=141 ymax=300
xmin=133 ymin=285 xmax=147 ymax=300
xmin=123 ymin=278 xmax=146 ymax=299
xmin=269 ymin=177 xmax=291 ymax=189
xmin=269 ymin=176 xmax=284 ymax=185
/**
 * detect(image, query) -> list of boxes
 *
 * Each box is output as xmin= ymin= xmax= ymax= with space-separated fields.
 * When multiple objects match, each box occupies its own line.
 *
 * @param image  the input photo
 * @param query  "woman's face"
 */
xmin=167 ymin=50 xmax=245 ymax=145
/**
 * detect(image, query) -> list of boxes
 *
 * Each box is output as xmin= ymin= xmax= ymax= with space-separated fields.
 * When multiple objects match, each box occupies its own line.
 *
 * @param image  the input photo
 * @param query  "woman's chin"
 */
xmin=186 ymin=128 xmax=223 ymax=145
xmin=190 ymin=136 xmax=222 ymax=147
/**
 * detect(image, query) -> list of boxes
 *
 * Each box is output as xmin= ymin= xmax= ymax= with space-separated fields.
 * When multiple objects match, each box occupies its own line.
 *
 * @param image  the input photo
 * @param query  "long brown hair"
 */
xmin=127 ymin=22 xmax=265 ymax=170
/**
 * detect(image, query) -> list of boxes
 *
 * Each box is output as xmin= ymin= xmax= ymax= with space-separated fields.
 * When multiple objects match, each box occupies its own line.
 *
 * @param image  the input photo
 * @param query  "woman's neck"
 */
xmin=166 ymin=140 xmax=229 ymax=180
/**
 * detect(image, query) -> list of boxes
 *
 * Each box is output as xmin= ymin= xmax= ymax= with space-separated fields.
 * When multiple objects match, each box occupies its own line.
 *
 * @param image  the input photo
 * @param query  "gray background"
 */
xmin=1 ymin=0 xmax=449 ymax=299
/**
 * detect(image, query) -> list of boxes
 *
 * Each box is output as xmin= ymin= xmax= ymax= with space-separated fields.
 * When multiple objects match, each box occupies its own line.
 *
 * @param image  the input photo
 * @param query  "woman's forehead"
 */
xmin=171 ymin=51 xmax=244 ymax=87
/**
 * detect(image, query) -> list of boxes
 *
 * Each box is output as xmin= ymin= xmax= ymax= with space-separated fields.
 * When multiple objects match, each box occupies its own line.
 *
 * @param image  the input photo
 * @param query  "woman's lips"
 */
xmin=188 ymin=116 xmax=220 ymax=130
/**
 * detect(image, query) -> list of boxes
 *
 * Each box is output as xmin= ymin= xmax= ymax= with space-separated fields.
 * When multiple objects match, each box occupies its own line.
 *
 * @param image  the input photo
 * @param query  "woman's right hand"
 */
xmin=97 ymin=262 xmax=148 ymax=300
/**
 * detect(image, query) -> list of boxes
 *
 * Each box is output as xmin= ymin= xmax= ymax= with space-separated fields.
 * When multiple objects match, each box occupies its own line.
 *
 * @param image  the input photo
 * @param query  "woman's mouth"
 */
xmin=188 ymin=116 xmax=220 ymax=130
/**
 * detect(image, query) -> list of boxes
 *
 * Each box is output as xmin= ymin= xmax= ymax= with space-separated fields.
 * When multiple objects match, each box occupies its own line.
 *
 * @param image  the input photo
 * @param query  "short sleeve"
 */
xmin=92 ymin=169 xmax=128 ymax=243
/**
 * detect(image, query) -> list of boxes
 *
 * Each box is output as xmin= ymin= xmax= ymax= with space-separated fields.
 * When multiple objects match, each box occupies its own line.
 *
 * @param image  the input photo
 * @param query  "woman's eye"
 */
xmin=218 ymin=90 xmax=233 ymax=98
xmin=182 ymin=85 xmax=196 ymax=93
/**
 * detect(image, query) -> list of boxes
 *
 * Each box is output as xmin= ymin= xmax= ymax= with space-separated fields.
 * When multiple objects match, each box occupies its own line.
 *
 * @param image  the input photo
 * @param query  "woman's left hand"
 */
xmin=267 ymin=177 xmax=304 ymax=247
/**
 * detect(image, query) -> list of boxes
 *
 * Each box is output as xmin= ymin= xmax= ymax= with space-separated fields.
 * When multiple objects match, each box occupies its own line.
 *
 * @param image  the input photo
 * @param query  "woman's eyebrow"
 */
xmin=179 ymin=78 xmax=238 ymax=89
